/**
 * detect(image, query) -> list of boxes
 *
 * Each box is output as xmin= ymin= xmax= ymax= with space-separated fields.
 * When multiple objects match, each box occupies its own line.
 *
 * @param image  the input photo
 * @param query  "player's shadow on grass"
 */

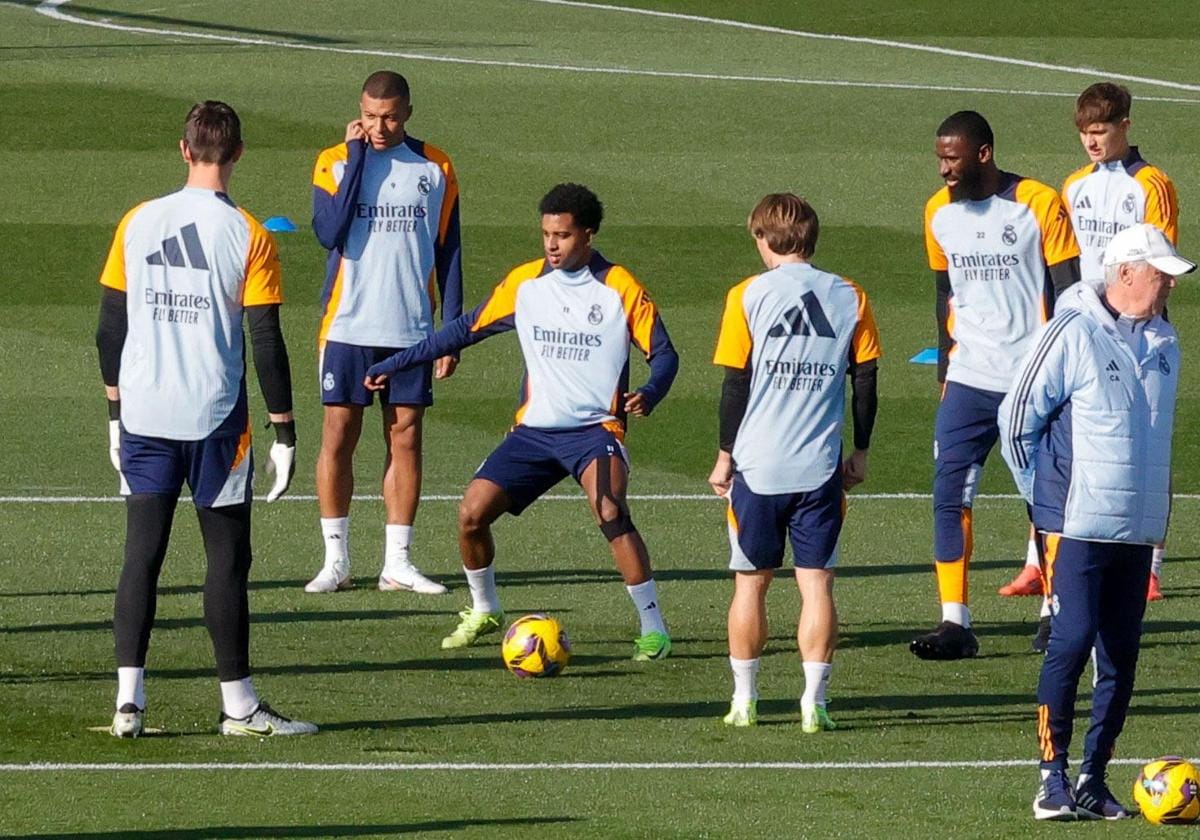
xmin=0 ymin=608 xmax=460 ymax=635
xmin=0 ymin=655 xmax=513 ymax=685
xmin=3 ymin=816 xmax=578 ymax=839
xmin=0 ymin=578 xmax=325 ymax=599
xmin=4 ymin=0 xmax=346 ymax=44
xmin=322 ymin=699 xmax=735 ymax=731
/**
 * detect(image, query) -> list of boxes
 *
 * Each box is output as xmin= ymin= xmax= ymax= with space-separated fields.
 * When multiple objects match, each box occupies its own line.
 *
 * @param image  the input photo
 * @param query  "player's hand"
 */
xmin=364 ymin=372 xmax=389 ymax=392
xmin=624 ymin=391 xmax=649 ymax=417
xmin=708 ymin=450 xmax=734 ymax=497
xmin=265 ymin=441 xmax=296 ymax=502
xmin=108 ymin=420 xmax=121 ymax=472
xmin=842 ymin=449 xmax=869 ymax=490
xmin=345 ymin=120 xmax=367 ymax=143
xmin=435 ymin=355 xmax=458 ymax=380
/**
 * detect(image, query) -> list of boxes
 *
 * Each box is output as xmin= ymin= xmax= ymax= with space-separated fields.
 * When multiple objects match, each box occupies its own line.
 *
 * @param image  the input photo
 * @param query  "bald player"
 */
xmin=911 ymin=110 xmax=1080 ymax=661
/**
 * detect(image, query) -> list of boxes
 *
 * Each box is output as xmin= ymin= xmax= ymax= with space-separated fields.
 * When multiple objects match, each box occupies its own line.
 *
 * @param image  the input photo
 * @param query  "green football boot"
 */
xmin=441 ymin=608 xmax=504 ymax=649
xmin=722 ymin=699 xmax=758 ymax=727
xmin=801 ymin=704 xmax=838 ymax=733
xmin=632 ymin=630 xmax=672 ymax=661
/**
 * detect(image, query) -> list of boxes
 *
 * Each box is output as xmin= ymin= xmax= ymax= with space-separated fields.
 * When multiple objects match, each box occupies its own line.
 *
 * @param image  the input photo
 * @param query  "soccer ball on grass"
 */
xmin=501 ymin=614 xmax=571 ymax=678
xmin=1133 ymin=757 xmax=1200 ymax=824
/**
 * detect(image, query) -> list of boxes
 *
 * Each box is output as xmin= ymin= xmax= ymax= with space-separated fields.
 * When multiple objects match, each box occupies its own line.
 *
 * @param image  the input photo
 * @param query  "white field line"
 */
xmin=22 ymin=0 xmax=1200 ymax=104
xmin=4 ymin=492 xmax=998 ymax=503
xmin=533 ymin=0 xmax=1200 ymax=93
xmin=0 ymin=758 xmax=1190 ymax=773
xmin=5 ymin=493 xmax=1200 ymax=504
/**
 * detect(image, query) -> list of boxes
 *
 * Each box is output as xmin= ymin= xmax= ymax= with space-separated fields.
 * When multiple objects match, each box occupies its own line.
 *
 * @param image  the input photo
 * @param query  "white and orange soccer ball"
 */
xmin=501 ymin=614 xmax=571 ymax=678
xmin=1133 ymin=757 xmax=1200 ymax=825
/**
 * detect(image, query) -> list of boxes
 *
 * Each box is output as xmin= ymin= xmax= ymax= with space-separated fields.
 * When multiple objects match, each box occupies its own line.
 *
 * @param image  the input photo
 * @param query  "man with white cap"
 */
xmin=999 ymin=222 xmax=1194 ymax=821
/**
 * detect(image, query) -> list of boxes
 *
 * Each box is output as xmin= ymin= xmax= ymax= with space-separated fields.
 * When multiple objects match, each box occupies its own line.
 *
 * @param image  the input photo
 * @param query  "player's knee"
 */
xmin=598 ymin=509 xmax=636 ymax=542
xmin=458 ymin=498 xmax=489 ymax=535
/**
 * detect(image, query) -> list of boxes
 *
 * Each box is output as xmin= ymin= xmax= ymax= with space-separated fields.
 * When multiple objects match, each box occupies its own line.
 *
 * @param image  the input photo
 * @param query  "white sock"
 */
xmin=116 ymin=667 xmax=145 ymax=710
xmin=626 ymin=579 xmax=667 ymax=635
xmin=320 ymin=517 xmax=350 ymax=569
xmin=384 ymin=523 xmax=413 ymax=570
xmin=1151 ymin=545 xmax=1164 ymax=579
xmin=729 ymin=656 xmax=759 ymax=703
xmin=801 ymin=661 xmax=832 ymax=711
xmin=941 ymin=602 xmax=971 ymax=627
xmin=1039 ymin=596 xmax=1052 ymax=618
xmin=219 ymin=677 xmax=260 ymax=719
xmin=1025 ymin=537 xmax=1040 ymax=568
xmin=465 ymin=565 xmax=501 ymax=614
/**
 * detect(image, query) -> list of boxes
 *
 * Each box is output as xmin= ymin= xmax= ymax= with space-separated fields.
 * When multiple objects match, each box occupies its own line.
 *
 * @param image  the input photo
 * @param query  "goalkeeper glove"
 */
xmin=265 ymin=420 xmax=296 ymax=502
xmin=107 ymin=400 xmax=121 ymax=471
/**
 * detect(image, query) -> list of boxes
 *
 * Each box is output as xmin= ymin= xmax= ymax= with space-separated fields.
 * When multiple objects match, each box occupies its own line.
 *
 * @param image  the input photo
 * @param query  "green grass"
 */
xmin=1 ymin=1 xmax=1199 ymax=837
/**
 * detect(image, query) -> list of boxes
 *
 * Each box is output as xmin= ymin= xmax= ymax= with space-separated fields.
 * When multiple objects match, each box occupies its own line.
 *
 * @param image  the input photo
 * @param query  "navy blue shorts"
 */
xmin=725 ymin=467 xmax=845 ymax=571
xmin=120 ymin=424 xmax=253 ymax=508
xmin=932 ymin=381 xmax=1007 ymax=561
xmin=475 ymin=424 xmax=628 ymax=515
xmin=320 ymin=340 xmax=433 ymax=407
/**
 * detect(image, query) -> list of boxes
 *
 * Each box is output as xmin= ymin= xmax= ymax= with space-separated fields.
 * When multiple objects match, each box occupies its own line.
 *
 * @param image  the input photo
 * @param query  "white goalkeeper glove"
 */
xmin=108 ymin=419 xmax=122 ymax=472
xmin=266 ymin=442 xmax=295 ymax=502
xmin=265 ymin=420 xmax=297 ymax=502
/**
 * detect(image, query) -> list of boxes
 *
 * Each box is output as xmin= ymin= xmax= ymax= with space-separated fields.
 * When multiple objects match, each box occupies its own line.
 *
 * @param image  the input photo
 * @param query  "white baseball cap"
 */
xmin=1103 ymin=223 xmax=1196 ymax=276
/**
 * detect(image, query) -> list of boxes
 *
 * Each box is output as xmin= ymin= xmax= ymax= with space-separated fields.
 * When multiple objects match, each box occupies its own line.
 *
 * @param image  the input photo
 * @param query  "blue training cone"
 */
xmin=908 ymin=347 xmax=939 ymax=365
xmin=263 ymin=215 xmax=298 ymax=233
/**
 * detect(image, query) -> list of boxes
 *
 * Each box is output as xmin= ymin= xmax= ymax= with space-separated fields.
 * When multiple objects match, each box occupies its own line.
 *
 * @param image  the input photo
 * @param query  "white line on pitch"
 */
xmin=0 ymin=492 xmax=1007 ymax=503
xmin=22 ymin=1 xmax=1200 ymax=104
xmin=532 ymin=0 xmax=1200 ymax=93
xmin=5 ymin=493 xmax=1200 ymax=504
xmin=0 ymin=758 xmax=1188 ymax=773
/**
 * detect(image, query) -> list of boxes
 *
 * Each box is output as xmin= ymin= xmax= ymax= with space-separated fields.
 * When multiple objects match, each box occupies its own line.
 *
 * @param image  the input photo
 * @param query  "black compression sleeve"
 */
xmin=1048 ymin=258 xmax=1081 ymax=307
xmin=718 ymin=365 xmax=752 ymax=453
xmin=96 ymin=287 xmax=127 ymax=387
xmin=246 ymin=304 xmax=293 ymax=415
xmin=935 ymin=270 xmax=952 ymax=383
xmin=849 ymin=358 xmax=878 ymax=451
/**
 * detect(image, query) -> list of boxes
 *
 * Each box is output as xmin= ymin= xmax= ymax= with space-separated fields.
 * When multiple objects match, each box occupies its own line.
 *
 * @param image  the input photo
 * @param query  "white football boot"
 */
xmin=110 ymin=703 xmax=144 ymax=738
xmin=304 ymin=560 xmax=351 ymax=593
xmin=220 ymin=703 xmax=318 ymax=737
xmin=378 ymin=560 xmax=447 ymax=595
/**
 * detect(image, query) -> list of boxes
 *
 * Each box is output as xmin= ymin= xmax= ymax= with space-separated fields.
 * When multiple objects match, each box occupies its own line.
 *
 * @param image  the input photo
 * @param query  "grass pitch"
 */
xmin=1 ymin=1 xmax=1199 ymax=837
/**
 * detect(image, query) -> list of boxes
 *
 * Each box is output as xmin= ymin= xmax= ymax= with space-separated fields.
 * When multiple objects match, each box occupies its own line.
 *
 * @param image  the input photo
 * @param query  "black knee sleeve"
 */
xmin=114 ymin=494 xmax=178 ymax=667
xmin=599 ymin=513 xmax=636 ymax=542
xmin=196 ymin=502 xmax=254 ymax=681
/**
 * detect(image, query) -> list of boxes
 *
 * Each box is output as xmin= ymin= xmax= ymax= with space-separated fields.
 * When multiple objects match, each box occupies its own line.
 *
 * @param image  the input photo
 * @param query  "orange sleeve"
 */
xmin=471 ymin=259 xmax=543 ymax=331
xmin=421 ymin=143 xmax=460 ymax=243
xmin=1017 ymin=179 xmax=1080 ymax=267
xmin=1136 ymin=167 xmax=1179 ymax=245
xmin=924 ymin=189 xmax=950 ymax=271
xmin=1060 ymin=163 xmax=1091 ymax=209
xmin=98 ymin=204 xmax=146 ymax=291
xmin=712 ymin=276 xmax=756 ymax=368
xmin=604 ymin=266 xmax=660 ymax=355
xmin=240 ymin=211 xmax=284 ymax=306
xmin=847 ymin=280 xmax=883 ymax=364
xmin=312 ymin=143 xmax=348 ymax=196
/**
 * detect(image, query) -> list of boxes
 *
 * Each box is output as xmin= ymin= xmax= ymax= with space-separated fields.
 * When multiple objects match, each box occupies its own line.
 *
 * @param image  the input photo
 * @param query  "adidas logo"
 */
xmin=643 ymin=601 xmax=657 ymax=611
xmin=1106 ymin=359 xmax=1120 ymax=381
xmin=1075 ymin=196 xmax=1093 ymax=210
xmin=146 ymin=223 xmax=209 ymax=269
xmin=1106 ymin=360 xmax=1119 ymax=372
xmin=767 ymin=291 xmax=837 ymax=339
